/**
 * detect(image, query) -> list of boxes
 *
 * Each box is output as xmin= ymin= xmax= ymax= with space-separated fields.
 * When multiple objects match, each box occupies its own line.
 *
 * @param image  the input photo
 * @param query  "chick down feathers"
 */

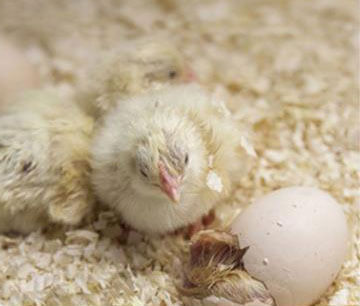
xmin=76 ymin=41 xmax=192 ymax=119
xmin=0 ymin=90 xmax=94 ymax=234
xmin=91 ymin=84 xmax=252 ymax=235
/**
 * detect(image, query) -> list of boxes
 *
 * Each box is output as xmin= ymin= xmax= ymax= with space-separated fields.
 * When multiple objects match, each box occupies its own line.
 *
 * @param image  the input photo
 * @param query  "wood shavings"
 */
xmin=329 ymin=288 xmax=349 ymax=306
xmin=65 ymin=230 xmax=99 ymax=245
xmin=202 ymin=295 xmax=245 ymax=305
xmin=208 ymin=155 xmax=215 ymax=168
xmin=0 ymin=0 xmax=358 ymax=305
xmin=240 ymin=136 xmax=257 ymax=157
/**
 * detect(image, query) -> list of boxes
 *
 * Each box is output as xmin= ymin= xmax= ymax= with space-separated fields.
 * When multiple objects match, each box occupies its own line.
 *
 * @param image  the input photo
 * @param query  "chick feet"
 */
xmin=116 ymin=223 xmax=132 ymax=244
xmin=175 ymin=209 xmax=216 ymax=239
xmin=201 ymin=209 xmax=216 ymax=227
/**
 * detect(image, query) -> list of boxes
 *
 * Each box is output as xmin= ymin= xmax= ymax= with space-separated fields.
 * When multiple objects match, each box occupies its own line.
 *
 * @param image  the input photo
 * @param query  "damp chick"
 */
xmin=179 ymin=230 xmax=275 ymax=305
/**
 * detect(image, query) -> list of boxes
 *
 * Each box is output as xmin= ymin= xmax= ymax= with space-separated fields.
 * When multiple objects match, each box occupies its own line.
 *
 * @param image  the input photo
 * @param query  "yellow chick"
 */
xmin=0 ymin=90 xmax=94 ymax=234
xmin=76 ymin=41 xmax=195 ymax=118
xmin=91 ymin=84 xmax=251 ymax=235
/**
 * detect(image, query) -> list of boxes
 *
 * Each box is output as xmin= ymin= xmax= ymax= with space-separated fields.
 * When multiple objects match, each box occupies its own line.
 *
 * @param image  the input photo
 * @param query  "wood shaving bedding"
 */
xmin=0 ymin=0 xmax=358 ymax=305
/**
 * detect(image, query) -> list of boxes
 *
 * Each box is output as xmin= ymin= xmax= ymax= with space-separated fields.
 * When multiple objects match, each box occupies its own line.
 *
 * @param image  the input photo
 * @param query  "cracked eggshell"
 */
xmin=231 ymin=187 xmax=349 ymax=306
xmin=0 ymin=36 xmax=40 ymax=104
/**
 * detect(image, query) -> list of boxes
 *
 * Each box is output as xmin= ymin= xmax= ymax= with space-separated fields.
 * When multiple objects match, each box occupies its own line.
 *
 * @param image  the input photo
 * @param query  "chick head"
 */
xmin=79 ymin=41 xmax=197 ymax=118
xmin=131 ymin=114 xmax=204 ymax=204
xmin=133 ymin=41 xmax=196 ymax=86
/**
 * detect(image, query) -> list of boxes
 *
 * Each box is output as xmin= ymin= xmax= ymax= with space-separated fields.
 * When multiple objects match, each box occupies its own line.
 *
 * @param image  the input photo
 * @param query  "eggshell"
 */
xmin=0 ymin=36 xmax=40 ymax=105
xmin=231 ymin=187 xmax=349 ymax=306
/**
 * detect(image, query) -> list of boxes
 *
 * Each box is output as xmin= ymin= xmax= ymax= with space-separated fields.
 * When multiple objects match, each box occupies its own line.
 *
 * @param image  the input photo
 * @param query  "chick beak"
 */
xmin=159 ymin=163 xmax=181 ymax=203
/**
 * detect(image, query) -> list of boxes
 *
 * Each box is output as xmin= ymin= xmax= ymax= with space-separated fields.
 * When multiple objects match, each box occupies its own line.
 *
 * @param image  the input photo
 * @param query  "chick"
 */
xmin=76 ymin=41 xmax=195 ymax=118
xmin=0 ymin=90 xmax=94 ymax=234
xmin=91 ymin=84 xmax=251 ymax=235
xmin=179 ymin=230 xmax=275 ymax=305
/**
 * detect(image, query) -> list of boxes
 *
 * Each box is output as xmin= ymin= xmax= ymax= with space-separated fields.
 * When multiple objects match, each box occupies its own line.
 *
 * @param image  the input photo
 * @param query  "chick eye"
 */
xmin=168 ymin=70 xmax=177 ymax=79
xmin=140 ymin=169 xmax=148 ymax=178
xmin=184 ymin=153 xmax=189 ymax=165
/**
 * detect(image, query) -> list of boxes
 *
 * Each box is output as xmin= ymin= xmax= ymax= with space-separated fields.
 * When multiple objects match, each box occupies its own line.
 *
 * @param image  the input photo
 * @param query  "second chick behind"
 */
xmin=0 ymin=90 xmax=94 ymax=234
xmin=76 ymin=41 xmax=195 ymax=119
xmin=91 ymin=84 xmax=253 ymax=235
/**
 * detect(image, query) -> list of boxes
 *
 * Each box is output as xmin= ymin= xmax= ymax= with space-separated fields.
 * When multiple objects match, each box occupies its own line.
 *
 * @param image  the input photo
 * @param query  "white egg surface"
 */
xmin=231 ymin=187 xmax=349 ymax=306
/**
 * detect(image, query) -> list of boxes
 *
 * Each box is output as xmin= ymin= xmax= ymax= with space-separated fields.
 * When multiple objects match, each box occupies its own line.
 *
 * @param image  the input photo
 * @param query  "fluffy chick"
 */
xmin=0 ymin=90 xmax=94 ymax=234
xmin=76 ymin=41 xmax=195 ymax=118
xmin=91 ymin=84 xmax=251 ymax=235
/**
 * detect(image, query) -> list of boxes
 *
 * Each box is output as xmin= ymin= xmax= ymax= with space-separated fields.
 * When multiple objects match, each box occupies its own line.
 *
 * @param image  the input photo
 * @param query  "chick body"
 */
xmin=91 ymin=84 xmax=248 ymax=235
xmin=0 ymin=90 xmax=94 ymax=234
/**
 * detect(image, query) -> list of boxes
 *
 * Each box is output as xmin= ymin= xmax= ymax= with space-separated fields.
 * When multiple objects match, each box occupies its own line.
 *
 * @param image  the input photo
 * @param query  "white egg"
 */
xmin=231 ymin=187 xmax=349 ymax=306
xmin=0 ymin=36 xmax=40 ymax=106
